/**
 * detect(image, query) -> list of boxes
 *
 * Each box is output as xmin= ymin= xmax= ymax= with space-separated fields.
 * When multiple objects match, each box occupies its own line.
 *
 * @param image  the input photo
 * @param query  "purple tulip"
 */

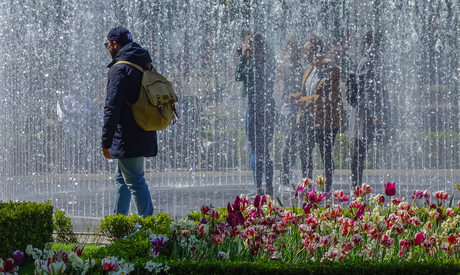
xmin=13 ymin=250 xmax=24 ymax=262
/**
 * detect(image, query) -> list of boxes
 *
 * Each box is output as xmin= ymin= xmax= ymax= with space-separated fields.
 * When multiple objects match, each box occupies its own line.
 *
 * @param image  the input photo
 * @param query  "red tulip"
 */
xmin=378 ymin=195 xmax=385 ymax=205
xmin=384 ymin=182 xmax=396 ymax=196
xmin=447 ymin=234 xmax=457 ymax=245
xmin=71 ymin=244 xmax=85 ymax=257
xmin=415 ymin=232 xmax=426 ymax=246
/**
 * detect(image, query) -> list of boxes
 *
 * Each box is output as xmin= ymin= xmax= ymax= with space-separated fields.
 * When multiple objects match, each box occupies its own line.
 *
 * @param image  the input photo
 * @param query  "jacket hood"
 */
xmin=107 ymin=42 xmax=152 ymax=68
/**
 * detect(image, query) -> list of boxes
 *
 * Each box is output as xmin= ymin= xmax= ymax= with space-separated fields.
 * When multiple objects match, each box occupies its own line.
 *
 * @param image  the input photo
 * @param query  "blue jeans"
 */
xmin=114 ymin=157 xmax=153 ymax=217
xmin=245 ymin=98 xmax=275 ymax=195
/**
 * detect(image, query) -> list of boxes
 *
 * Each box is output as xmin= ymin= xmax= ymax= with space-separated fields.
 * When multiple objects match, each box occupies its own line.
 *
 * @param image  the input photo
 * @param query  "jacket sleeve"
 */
xmin=235 ymin=55 xmax=251 ymax=81
xmin=101 ymin=65 xmax=130 ymax=149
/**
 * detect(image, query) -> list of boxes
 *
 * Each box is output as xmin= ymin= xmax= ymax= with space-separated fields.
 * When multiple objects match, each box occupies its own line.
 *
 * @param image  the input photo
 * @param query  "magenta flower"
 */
xmin=412 ymin=190 xmax=424 ymax=200
xmin=339 ymin=195 xmax=349 ymax=203
xmin=303 ymin=203 xmax=312 ymax=214
xmin=306 ymin=189 xmax=327 ymax=204
xmin=415 ymin=232 xmax=426 ymax=246
xmin=384 ymin=182 xmax=396 ymax=196
xmin=227 ymin=196 xmax=245 ymax=226
xmin=150 ymin=234 xmax=169 ymax=248
xmin=352 ymin=204 xmax=366 ymax=224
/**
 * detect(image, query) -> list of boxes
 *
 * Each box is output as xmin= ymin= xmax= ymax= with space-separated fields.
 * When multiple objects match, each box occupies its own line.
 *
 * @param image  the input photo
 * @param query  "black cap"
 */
xmin=107 ymin=26 xmax=133 ymax=47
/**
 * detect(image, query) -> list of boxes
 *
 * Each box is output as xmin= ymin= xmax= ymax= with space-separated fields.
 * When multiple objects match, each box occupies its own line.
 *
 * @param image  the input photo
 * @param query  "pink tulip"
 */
xmin=339 ymin=195 xmax=349 ymax=203
xmin=333 ymin=190 xmax=345 ymax=200
xmin=412 ymin=190 xmax=424 ymax=200
xmin=415 ymin=232 xmax=426 ymax=246
xmin=380 ymin=234 xmax=395 ymax=249
xmin=392 ymin=197 xmax=404 ymax=205
xmin=434 ymin=191 xmax=450 ymax=201
xmin=446 ymin=208 xmax=456 ymax=215
xmin=384 ymin=182 xmax=396 ymax=196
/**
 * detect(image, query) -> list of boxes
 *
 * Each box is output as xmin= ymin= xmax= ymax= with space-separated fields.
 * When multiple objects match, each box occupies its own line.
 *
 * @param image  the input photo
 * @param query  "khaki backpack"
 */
xmin=114 ymin=61 xmax=179 ymax=131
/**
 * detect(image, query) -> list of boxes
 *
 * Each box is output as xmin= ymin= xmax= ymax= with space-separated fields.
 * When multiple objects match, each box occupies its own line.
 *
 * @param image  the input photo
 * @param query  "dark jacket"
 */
xmin=235 ymin=55 xmax=275 ymax=103
xmin=101 ymin=42 xmax=158 ymax=159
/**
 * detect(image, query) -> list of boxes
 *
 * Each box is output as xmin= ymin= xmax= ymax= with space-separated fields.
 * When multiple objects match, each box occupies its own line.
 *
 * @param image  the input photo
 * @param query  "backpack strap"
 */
xmin=114 ymin=61 xmax=144 ymax=72
xmin=113 ymin=61 xmax=144 ymax=108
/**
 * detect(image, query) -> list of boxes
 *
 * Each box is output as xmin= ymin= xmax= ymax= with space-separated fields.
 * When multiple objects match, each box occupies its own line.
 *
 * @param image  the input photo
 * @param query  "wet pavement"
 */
xmin=2 ymin=169 xmax=460 ymax=232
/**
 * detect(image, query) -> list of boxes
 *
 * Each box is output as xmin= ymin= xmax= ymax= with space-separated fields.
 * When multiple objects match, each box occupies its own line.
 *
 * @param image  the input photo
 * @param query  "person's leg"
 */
xmin=317 ymin=129 xmax=338 ymax=194
xmin=114 ymin=162 xmax=131 ymax=215
xmin=281 ymin=117 xmax=295 ymax=186
xmin=300 ymin=126 xmax=315 ymax=180
xmin=246 ymin=103 xmax=262 ymax=194
xmin=351 ymin=138 xmax=367 ymax=187
xmin=117 ymin=157 xmax=154 ymax=217
xmin=263 ymin=103 xmax=275 ymax=196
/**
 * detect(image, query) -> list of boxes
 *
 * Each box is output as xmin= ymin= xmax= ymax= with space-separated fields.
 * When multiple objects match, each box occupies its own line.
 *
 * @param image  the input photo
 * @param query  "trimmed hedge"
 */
xmin=0 ymin=201 xmax=53 ymax=258
xmin=165 ymin=259 xmax=460 ymax=275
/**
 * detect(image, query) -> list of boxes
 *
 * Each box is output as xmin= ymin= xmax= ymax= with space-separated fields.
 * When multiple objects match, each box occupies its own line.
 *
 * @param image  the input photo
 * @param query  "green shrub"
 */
xmin=143 ymin=213 xmax=174 ymax=236
xmin=163 ymin=259 xmax=460 ymax=275
xmin=97 ymin=213 xmax=143 ymax=242
xmin=94 ymin=231 xmax=152 ymax=268
xmin=52 ymin=209 xmax=77 ymax=243
xmin=0 ymin=201 xmax=54 ymax=259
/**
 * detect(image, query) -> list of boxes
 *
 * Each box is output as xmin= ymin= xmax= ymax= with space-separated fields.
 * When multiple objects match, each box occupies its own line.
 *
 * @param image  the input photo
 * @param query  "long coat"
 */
xmin=348 ymin=57 xmax=388 ymax=140
xmin=101 ymin=42 xmax=158 ymax=159
xmin=293 ymin=60 xmax=344 ymax=130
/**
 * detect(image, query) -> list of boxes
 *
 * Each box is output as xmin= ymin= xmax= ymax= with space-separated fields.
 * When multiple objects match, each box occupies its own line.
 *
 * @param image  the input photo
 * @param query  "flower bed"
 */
xmin=2 ymin=178 xmax=460 ymax=274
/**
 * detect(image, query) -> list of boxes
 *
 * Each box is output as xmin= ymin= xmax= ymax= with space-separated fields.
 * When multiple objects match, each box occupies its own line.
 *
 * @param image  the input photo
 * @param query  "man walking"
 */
xmin=101 ymin=26 xmax=156 ymax=217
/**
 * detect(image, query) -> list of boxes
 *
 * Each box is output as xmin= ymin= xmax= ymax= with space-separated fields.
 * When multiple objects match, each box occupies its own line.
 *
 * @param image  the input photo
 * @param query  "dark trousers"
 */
xmin=281 ymin=114 xmax=304 ymax=186
xmin=351 ymin=138 xmax=369 ymax=187
xmin=301 ymin=127 xmax=339 ymax=194
xmin=245 ymin=98 xmax=275 ymax=196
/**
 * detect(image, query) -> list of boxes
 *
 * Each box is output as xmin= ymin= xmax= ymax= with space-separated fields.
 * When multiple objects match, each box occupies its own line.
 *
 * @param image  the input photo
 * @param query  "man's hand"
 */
xmin=102 ymin=148 xmax=113 ymax=159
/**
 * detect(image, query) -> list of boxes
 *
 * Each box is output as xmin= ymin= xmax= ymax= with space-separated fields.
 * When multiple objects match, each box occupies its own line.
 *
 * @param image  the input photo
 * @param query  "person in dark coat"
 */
xmin=235 ymin=33 xmax=276 ymax=197
xmin=101 ymin=26 xmax=157 ymax=217
xmin=292 ymin=35 xmax=344 ymax=196
xmin=348 ymin=31 xmax=390 ymax=188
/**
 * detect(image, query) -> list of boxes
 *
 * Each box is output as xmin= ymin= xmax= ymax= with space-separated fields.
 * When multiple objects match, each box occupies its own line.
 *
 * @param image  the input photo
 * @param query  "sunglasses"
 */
xmin=104 ymin=41 xmax=112 ymax=48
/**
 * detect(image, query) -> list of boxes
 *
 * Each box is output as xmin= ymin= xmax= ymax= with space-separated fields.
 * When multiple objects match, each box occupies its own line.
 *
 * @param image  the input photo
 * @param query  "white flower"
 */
xmin=68 ymin=251 xmax=78 ymax=263
xmin=121 ymin=262 xmax=134 ymax=273
xmin=26 ymin=245 xmax=33 ymax=255
xmin=71 ymin=258 xmax=85 ymax=269
xmin=50 ymin=261 xmax=66 ymax=274
xmin=145 ymin=261 xmax=163 ymax=273
xmin=217 ymin=251 xmax=228 ymax=260
xmin=84 ymin=258 xmax=96 ymax=269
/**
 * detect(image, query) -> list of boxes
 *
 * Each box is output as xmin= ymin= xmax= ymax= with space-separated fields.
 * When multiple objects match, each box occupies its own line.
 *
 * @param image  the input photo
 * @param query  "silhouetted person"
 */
xmin=101 ymin=27 xmax=156 ymax=217
xmin=292 ymin=35 xmax=344 ymax=195
xmin=276 ymin=38 xmax=304 ymax=192
xmin=235 ymin=33 xmax=276 ymax=197
xmin=348 ymin=31 xmax=389 ymax=188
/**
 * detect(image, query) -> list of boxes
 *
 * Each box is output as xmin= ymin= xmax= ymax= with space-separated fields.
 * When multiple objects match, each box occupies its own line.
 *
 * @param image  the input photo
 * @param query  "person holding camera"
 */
xmin=235 ymin=33 xmax=276 ymax=197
